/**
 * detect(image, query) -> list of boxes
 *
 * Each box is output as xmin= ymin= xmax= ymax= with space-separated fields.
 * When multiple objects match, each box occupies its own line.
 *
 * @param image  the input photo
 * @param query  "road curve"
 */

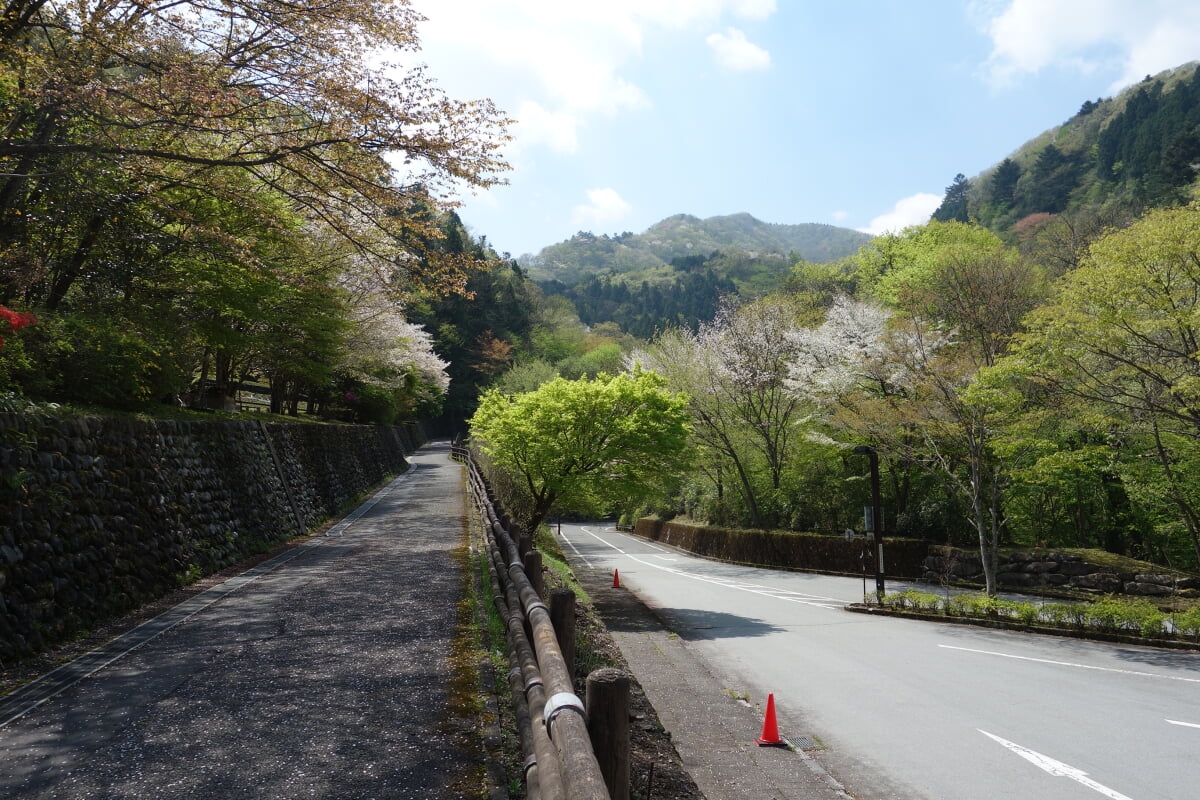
xmin=560 ymin=522 xmax=1200 ymax=800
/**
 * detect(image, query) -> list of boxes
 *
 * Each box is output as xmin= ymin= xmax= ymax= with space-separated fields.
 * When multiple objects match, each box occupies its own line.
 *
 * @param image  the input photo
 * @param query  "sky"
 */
xmin=404 ymin=0 xmax=1200 ymax=259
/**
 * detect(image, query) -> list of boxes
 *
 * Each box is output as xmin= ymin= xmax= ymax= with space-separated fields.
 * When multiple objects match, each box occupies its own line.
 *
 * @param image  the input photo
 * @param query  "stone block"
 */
xmin=1071 ymin=573 xmax=1123 ymax=592
xmin=998 ymin=572 xmax=1040 ymax=588
xmin=1058 ymin=561 xmax=1098 ymax=577
xmin=1124 ymin=581 xmax=1174 ymax=597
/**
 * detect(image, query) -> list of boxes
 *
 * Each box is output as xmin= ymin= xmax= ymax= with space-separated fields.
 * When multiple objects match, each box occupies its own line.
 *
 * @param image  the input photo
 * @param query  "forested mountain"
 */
xmin=520 ymin=213 xmax=870 ymax=337
xmin=934 ymin=61 xmax=1200 ymax=235
xmin=521 ymin=213 xmax=871 ymax=285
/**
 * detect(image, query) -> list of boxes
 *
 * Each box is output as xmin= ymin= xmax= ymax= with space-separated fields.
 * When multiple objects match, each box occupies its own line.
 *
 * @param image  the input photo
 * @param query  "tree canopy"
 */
xmin=0 ymin=0 xmax=510 ymax=421
xmin=469 ymin=371 xmax=691 ymax=533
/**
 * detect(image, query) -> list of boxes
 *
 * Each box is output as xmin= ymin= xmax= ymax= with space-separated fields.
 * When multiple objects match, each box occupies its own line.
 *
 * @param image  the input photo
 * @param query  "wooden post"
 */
xmin=550 ymin=589 xmax=576 ymax=681
xmin=586 ymin=668 xmax=630 ymax=800
xmin=524 ymin=550 xmax=544 ymax=599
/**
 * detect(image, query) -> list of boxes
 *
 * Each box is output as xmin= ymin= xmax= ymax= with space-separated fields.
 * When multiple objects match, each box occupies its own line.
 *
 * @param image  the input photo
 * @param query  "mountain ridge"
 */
xmin=520 ymin=212 xmax=872 ymax=286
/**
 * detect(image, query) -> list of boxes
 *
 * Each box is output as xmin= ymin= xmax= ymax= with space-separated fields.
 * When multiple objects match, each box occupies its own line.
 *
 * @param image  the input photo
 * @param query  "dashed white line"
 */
xmin=1167 ymin=719 xmax=1200 ymax=729
xmin=940 ymin=644 xmax=1200 ymax=683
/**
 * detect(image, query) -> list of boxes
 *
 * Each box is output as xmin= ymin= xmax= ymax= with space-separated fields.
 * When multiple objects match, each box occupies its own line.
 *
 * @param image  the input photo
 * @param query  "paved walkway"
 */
xmin=0 ymin=441 xmax=480 ymax=800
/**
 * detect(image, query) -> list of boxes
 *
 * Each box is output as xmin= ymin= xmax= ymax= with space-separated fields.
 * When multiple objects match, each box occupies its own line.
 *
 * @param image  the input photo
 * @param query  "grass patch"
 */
xmin=533 ymin=524 xmax=591 ymax=605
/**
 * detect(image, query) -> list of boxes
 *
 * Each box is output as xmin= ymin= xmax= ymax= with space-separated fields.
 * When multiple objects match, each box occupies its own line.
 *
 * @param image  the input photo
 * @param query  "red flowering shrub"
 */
xmin=0 ymin=306 xmax=36 ymax=347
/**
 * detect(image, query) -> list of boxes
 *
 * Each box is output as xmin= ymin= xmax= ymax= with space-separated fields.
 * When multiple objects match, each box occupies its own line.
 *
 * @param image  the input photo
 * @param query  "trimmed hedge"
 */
xmin=632 ymin=517 xmax=929 ymax=578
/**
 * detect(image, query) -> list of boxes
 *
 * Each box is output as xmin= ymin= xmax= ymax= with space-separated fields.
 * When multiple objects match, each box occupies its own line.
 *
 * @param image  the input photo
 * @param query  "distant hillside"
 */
xmin=521 ymin=213 xmax=872 ymax=287
xmin=935 ymin=61 xmax=1200 ymax=236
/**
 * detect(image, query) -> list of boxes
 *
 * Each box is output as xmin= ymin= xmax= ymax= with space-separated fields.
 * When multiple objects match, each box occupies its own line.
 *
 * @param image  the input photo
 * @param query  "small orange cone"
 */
xmin=756 ymin=693 xmax=786 ymax=747
xmin=612 ymin=568 xmax=621 ymax=588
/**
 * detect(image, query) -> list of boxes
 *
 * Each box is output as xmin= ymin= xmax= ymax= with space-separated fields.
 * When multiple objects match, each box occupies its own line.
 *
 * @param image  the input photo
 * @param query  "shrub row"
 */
xmin=883 ymin=589 xmax=1200 ymax=641
xmin=633 ymin=517 xmax=929 ymax=578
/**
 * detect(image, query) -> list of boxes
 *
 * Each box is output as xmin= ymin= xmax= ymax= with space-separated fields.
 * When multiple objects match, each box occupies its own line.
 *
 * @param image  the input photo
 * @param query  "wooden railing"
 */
xmin=460 ymin=448 xmax=626 ymax=800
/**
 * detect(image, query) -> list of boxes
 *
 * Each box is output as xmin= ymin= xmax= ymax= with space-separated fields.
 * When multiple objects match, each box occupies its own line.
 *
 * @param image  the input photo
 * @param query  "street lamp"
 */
xmin=854 ymin=445 xmax=886 ymax=604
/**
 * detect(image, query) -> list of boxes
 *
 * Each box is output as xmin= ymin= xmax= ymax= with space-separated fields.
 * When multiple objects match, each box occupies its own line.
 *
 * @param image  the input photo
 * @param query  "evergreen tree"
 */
xmin=989 ymin=158 xmax=1021 ymax=211
xmin=932 ymin=174 xmax=971 ymax=222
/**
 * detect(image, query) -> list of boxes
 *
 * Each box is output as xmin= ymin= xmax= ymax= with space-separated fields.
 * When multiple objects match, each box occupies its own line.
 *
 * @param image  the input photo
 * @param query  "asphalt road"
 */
xmin=558 ymin=522 xmax=1200 ymax=800
xmin=0 ymin=442 xmax=481 ymax=800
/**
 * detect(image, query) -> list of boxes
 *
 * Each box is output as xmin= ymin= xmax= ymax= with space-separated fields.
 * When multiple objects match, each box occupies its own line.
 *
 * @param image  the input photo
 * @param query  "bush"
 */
xmin=1171 ymin=606 xmax=1200 ymax=640
xmin=1084 ymin=596 xmax=1165 ymax=635
xmin=949 ymin=593 xmax=999 ymax=616
xmin=885 ymin=589 xmax=941 ymax=611
xmin=11 ymin=312 xmax=184 ymax=409
xmin=1040 ymin=603 xmax=1089 ymax=629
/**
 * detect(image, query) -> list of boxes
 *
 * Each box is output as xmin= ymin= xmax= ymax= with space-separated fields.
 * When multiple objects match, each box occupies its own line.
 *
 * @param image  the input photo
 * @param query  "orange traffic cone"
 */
xmin=612 ymin=568 xmax=621 ymax=588
xmin=756 ymin=693 xmax=786 ymax=747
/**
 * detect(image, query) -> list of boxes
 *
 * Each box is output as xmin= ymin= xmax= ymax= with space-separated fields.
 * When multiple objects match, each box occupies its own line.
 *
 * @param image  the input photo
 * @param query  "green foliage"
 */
xmin=1171 ymin=606 xmax=1200 ymax=640
xmin=561 ymin=260 xmax=738 ymax=338
xmin=893 ymin=593 xmax=1193 ymax=641
xmin=469 ymin=370 xmax=692 ymax=532
xmin=1083 ymin=596 xmax=1167 ymax=636
xmin=0 ymin=4 xmax=505 ymax=422
xmin=968 ymin=62 xmax=1200 ymax=236
xmin=931 ymin=174 xmax=971 ymax=222
xmin=1012 ymin=204 xmax=1200 ymax=564
xmin=491 ymin=360 xmax=560 ymax=395
xmin=13 ymin=312 xmax=183 ymax=409
xmin=884 ymin=589 xmax=942 ymax=611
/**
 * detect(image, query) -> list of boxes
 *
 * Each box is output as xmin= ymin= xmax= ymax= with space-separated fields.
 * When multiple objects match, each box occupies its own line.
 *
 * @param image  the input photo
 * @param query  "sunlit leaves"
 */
xmin=470 ymin=370 xmax=691 ymax=532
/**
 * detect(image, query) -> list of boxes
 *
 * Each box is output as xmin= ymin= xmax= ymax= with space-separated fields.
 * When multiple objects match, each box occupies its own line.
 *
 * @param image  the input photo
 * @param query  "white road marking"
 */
xmin=978 ymin=730 xmax=1134 ymax=800
xmin=571 ymin=526 xmax=844 ymax=609
xmin=1167 ymin=719 xmax=1200 ymax=729
xmin=940 ymin=644 xmax=1200 ymax=683
xmin=558 ymin=528 xmax=595 ymax=568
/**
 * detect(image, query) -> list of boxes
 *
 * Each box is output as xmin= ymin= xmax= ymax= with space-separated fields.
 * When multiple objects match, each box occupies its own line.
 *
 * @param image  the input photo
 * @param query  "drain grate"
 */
xmin=785 ymin=735 xmax=825 ymax=751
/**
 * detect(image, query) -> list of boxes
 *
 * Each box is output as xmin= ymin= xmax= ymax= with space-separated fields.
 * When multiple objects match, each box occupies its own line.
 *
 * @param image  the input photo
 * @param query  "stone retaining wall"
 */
xmin=922 ymin=546 xmax=1200 ymax=598
xmin=0 ymin=414 xmax=428 ymax=661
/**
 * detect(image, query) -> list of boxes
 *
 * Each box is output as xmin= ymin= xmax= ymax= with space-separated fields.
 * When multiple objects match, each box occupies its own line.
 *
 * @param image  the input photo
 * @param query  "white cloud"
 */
xmin=410 ymin=1 xmax=778 ymax=153
xmin=858 ymin=193 xmax=942 ymax=236
xmin=978 ymin=0 xmax=1200 ymax=91
xmin=706 ymin=28 xmax=771 ymax=71
xmin=573 ymin=188 xmax=634 ymax=227
xmin=513 ymin=101 xmax=581 ymax=155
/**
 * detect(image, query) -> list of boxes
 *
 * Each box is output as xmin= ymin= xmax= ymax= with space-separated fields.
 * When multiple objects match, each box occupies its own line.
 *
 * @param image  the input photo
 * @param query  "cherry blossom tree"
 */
xmin=634 ymin=295 xmax=809 ymax=527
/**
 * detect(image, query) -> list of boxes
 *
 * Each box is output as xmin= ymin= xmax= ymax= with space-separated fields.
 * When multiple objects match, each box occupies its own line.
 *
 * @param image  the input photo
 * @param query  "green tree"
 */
xmin=932 ymin=174 xmax=971 ymax=223
xmin=0 ymin=0 xmax=510 ymax=303
xmin=636 ymin=295 xmax=809 ymax=528
xmin=1011 ymin=204 xmax=1200 ymax=565
xmin=469 ymin=371 xmax=691 ymax=533
xmin=989 ymin=158 xmax=1021 ymax=212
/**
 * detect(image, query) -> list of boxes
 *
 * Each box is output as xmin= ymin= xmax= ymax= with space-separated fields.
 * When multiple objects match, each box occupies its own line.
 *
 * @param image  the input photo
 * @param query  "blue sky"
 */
xmin=406 ymin=1 xmax=1200 ymax=258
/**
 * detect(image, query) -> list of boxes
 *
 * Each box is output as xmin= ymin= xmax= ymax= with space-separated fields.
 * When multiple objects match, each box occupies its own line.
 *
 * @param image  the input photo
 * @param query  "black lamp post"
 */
xmin=854 ymin=445 xmax=886 ymax=604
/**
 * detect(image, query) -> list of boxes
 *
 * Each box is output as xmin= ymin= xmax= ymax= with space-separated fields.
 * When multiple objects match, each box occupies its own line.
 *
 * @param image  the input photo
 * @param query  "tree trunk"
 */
xmin=45 ymin=212 xmax=107 ymax=310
